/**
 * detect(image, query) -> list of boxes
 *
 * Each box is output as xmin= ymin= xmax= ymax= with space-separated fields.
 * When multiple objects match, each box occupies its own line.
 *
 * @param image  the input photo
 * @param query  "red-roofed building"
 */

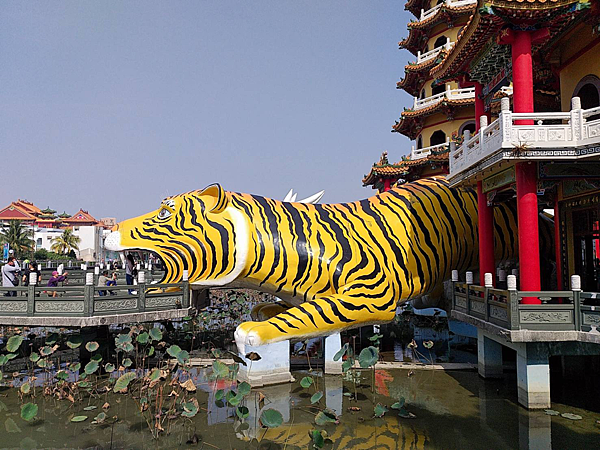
xmin=62 ymin=209 xmax=101 ymax=228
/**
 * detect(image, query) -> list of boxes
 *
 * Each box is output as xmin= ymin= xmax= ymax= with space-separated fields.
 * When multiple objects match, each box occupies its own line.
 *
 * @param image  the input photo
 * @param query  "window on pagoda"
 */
xmin=420 ymin=89 xmax=426 ymax=100
xmin=574 ymin=75 xmax=600 ymax=120
xmin=430 ymin=130 xmax=446 ymax=146
xmin=433 ymin=36 xmax=447 ymax=49
xmin=432 ymin=83 xmax=445 ymax=96
xmin=417 ymin=135 xmax=423 ymax=149
xmin=459 ymin=121 xmax=476 ymax=137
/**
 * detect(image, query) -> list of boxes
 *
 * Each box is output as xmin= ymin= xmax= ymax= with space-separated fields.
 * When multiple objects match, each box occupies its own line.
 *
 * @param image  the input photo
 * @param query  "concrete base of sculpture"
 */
xmin=237 ymin=340 xmax=294 ymax=387
xmin=324 ymin=333 xmax=343 ymax=374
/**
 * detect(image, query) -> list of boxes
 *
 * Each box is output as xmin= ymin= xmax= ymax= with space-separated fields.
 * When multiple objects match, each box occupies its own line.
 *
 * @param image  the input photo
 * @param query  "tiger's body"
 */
xmin=105 ymin=177 xmax=540 ymax=352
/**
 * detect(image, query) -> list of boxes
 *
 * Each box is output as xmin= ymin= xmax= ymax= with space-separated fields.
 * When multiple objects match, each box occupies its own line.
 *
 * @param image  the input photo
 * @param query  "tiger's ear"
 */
xmin=198 ymin=184 xmax=228 ymax=214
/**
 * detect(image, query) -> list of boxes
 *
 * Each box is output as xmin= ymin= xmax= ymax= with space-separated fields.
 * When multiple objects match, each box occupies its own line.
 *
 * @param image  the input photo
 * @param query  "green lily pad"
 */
xmin=37 ymin=359 xmax=48 ymax=368
xmin=391 ymin=397 xmax=405 ymax=410
xmin=374 ymin=403 xmax=388 ymax=418
xmin=300 ymin=376 xmax=314 ymax=388
xmin=115 ymin=334 xmax=132 ymax=346
xmin=237 ymin=381 xmax=251 ymax=397
xmin=29 ymin=352 xmax=40 ymax=363
xmin=122 ymin=358 xmax=133 ymax=368
xmin=84 ymin=360 xmax=99 ymax=375
xmin=148 ymin=368 xmax=160 ymax=381
xmin=212 ymin=360 xmax=229 ymax=379
xmin=83 ymin=406 xmax=97 ymax=411
xmin=70 ymin=416 xmax=88 ymax=423
xmin=315 ymin=409 xmax=337 ymax=426
xmin=561 ymin=413 xmax=583 ymax=420
xmin=236 ymin=406 xmax=249 ymax=419
xmin=121 ymin=342 xmax=134 ymax=353
xmin=104 ymin=363 xmax=115 ymax=373
xmin=92 ymin=412 xmax=106 ymax=424
xmin=181 ymin=399 xmax=199 ymax=418
xmin=0 ymin=355 xmax=8 ymax=366
xmin=85 ymin=341 xmax=99 ymax=352
xmin=167 ymin=345 xmax=182 ymax=358
xmin=56 ymin=370 xmax=69 ymax=381
xmin=545 ymin=409 xmax=560 ymax=416
xmin=260 ymin=408 xmax=284 ymax=428
xmin=310 ymin=391 xmax=323 ymax=404
xmin=20 ymin=383 xmax=31 ymax=394
xmin=310 ymin=429 xmax=325 ymax=448
xmin=136 ymin=332 xmax=149 ymax=344
xmin=45 ymin=333 xmax=59 ymax=345
xmin=149 ymin=327 xmax=162 ymax=341
xmin=147 ymin=346 xmax=155 ymax=357
xmin=66 ymin=335 xmax=83 ymax=349
xmin=358 ymin=346 xmax=379 ymax=368
xmin=177 ymin=350 xmax=190 ymax=365
xmin=333 ymin=343 xmax=349 ymax=362
xmin=70 ymin=362 xmax=81 ymax=372
xmin=21 ymin=403 xmax=38 ymax=422
xmin=113 ymin=372 xmax=136 ymax=393
xmin=6 ymin=335 xmax=24 ymax=353
xmin=215 ymin=389 xmax=224 ymax=401
xmin=39 ymin=346 xmax=54 ymax=357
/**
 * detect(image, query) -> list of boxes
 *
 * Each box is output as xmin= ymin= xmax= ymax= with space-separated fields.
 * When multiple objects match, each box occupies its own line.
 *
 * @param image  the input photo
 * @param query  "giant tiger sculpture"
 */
xmin=105 ymin=176 xmax=551 ymax=353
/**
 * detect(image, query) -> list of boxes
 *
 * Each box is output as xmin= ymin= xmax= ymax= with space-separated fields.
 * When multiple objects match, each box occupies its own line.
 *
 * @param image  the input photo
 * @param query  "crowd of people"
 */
xmin=1 ymin=252 xmax=140 ymax=297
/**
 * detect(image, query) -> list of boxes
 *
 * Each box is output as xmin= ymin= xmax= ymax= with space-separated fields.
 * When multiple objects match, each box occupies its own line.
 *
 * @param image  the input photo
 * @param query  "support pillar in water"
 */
xmin=237 ymin=340 xmax=294 ymax=387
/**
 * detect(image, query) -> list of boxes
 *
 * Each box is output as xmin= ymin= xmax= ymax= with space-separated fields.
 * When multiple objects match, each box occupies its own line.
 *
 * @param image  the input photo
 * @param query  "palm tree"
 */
xmin=51 ymin=228 xmax=81 ymax=255
xmin=0 ymin=220 xmax=35 ymax=258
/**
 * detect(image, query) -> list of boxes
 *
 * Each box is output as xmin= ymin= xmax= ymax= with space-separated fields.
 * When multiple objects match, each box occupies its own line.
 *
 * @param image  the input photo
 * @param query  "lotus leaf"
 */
xmin=310 ymin=391 xmax=323 ymax=404
xmin=66 ymin=335 xmax=83 ymax=349
xmin=84 ymin=360 xmax=99 ymax=375
xmin=300 ymin=376 xmax=314 ymax=388
xmin=358 ymin=346 xmax=379 ymax=368
xmin=70 ymin=416 xmax=88 ymax=422
xmin=149 ymin=327 xmax=162 ymax=341
xmin=260 ymin=408 xmax=283 ymax=428
xmin=20 ymin=403 xmax=38 ymax=421
xmin=85 ymin=341 xmax=99 ymax=352
xmin=6 ymin=335 xmax=23 ymax=353
xmin=113 ymin=372 xmax=136 ymax=393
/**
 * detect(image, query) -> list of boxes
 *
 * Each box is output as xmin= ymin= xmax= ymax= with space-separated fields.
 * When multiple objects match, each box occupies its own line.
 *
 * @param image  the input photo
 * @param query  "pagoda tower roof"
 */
xmin=400 ymin=2 xmax=476 ymax=56
xmin=393 ymin=96 xmax=475 ymax=140
xmin=396 ymin=45 xmax=453 ymax=97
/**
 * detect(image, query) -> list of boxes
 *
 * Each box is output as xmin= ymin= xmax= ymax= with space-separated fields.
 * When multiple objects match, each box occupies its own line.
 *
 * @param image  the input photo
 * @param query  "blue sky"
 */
xmin=1 ymin=1 xmax=413 ymax=220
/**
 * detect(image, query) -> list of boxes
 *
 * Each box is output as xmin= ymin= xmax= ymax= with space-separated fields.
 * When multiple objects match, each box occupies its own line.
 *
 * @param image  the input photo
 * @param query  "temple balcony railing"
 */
xmin=451 ymin=272 xmax=600 ymax=340
xmin=413 ymin=86 xmax=475 ymax=110
xmin=448 ymin=96 xmax=600 ymax=183
xmin=418 ymin=0 xmax=477 ymax=21
xmin=415 ymin=40 xmax=453 ymax=65
xmin=410 ymin=141 xmax=449 ymax=160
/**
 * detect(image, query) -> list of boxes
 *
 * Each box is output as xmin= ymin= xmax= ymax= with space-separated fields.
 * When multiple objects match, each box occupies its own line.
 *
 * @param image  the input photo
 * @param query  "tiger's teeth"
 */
xmin=104 ymin=231 xmax=123 ymax=251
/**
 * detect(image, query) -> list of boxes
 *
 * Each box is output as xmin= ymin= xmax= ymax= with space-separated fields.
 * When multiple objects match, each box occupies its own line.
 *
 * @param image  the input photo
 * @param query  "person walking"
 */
xmin=22 ymin=262 xmax=42 ymax=288
xmin=125 ymin=254 xmax=136 ymax=294
xmin=2 ymin=256 xmax=21 ymax=297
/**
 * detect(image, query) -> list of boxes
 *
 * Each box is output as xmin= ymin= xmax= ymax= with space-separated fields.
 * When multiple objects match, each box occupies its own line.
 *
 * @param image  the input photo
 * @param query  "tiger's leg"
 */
xmin=235 ymin=293 xmax=396 ymax=354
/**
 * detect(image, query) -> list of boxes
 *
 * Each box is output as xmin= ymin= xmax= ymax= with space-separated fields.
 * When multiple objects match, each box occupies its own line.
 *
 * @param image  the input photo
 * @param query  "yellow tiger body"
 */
xmin=105 ymin=177 xmax=533 ymax=350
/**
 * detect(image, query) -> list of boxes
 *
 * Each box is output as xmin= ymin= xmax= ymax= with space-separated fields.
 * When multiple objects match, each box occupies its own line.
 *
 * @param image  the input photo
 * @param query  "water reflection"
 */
xmin=0 ymin=367 xmax=598 ymax=449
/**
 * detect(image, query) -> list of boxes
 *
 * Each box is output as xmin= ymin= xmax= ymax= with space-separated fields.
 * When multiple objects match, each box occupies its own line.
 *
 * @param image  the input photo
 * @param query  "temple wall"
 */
xmin=559 ymin=40 xmax=600 ymax=112
xmin=417 ymin=105 xmax=475 ymax=147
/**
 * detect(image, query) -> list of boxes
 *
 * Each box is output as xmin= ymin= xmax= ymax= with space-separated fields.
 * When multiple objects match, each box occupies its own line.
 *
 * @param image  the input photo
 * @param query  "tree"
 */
xmin=51 ymin=228 xmax=81 ymax=255
xmin=0 ymin=220 xmax=35 ymax=258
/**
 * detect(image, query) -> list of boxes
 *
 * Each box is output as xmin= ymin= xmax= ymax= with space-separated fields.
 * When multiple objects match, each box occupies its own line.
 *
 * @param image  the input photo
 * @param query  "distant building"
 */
xmin=100 ymin=217 xmax=117 ymax=228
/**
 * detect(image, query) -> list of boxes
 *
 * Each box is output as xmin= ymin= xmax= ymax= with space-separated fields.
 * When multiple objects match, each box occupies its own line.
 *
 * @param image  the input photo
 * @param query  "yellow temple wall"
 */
xmin=559 ymin=40 xmax=600 ymax=112
xmin=425 ymin=19 xmax=468 ymax=52
xmin=417 ymin=105 xmax=475 ymax=147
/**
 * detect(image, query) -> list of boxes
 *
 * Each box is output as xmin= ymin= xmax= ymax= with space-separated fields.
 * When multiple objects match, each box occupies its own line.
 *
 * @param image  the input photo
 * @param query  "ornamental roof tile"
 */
xmin=407 ymin=4 xmax=477 ymax=30
xmin=400 ymin=96 xmax=475 ymax=118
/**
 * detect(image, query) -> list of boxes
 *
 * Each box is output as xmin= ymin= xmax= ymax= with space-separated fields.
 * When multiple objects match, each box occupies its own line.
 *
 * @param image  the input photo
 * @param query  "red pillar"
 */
xmin=383 ymin=178 xmax=391 ymax=192
xmin=511 ymin=31 xmax=534 ymax=124
xmin=554 ymin=195 xmax=563 ymax=291
xmin=477 ymin=181 xmax=495 ymax=286
xmin=516 ymin=162 xmax=541 ymax=303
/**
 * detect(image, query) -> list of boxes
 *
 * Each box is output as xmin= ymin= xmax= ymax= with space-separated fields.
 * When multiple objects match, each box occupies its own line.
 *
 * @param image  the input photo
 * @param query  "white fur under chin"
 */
xmin=191 ymin=206 xmax=248 ymax=287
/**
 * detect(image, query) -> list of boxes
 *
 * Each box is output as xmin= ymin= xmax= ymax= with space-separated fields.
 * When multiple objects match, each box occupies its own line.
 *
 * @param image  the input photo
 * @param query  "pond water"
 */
xmin=1 ymin=367 xmax=598 ymax=449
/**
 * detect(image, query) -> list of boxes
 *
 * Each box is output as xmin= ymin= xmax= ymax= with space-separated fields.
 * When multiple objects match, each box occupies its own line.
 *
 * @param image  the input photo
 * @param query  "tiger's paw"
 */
xmin=234 ymin=321 xmax=279 ymax=355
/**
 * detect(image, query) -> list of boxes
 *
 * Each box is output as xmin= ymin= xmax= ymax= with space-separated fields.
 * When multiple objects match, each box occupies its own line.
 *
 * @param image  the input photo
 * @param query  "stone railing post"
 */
xmin=451 ymin=269 xmax=459 ymax=309
xmin=466 ymin=271 xmax=473 ymax=315
xmin=570 ymin=96 xmax=584 ymax=143
xmin=507 ymin=275 xmax=519 ymax=330
xmin=94 ymin=265 xmax=100 ymax=286
xmin=500 ymin=97 xmax=512 ymax=145
xmin=27 ymin=271 xmax=37 ymax=316
xmin=571 ymin=275 xmax=581 ymax=330
xmin=484 ymin=272 xmax=493 ymax=321
xmin=182 ymin=269 xmax=190 ymax=308
xmin=84 ymin=272 xmax=94 ymax=317
xmin=138 ymin=270 xmax=146 ymax=313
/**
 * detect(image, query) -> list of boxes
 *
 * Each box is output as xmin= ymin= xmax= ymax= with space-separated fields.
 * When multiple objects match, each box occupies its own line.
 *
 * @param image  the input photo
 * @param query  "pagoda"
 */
xmin=393 ymin=0 xmax=481 ymax=169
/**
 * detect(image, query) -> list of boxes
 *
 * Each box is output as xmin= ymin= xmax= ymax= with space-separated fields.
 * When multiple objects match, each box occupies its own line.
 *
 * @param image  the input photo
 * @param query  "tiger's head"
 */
xmin=105 ymin=184 xmax=249 ymax=286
